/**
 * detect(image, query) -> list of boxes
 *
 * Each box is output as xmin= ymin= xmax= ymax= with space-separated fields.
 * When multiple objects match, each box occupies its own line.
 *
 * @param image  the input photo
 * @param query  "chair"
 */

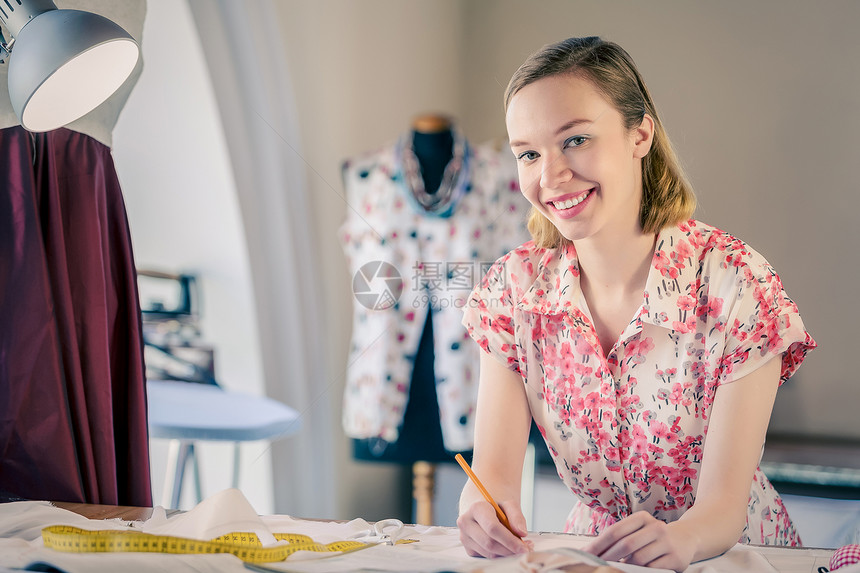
xmin=137 ymin=269 xmax=300 ymax=508
xmin=147 ymin=379 xmax=301 ymax=509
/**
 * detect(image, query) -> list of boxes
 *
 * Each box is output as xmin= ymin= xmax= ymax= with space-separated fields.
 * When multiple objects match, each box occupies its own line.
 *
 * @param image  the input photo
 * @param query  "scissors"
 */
xmin=348 ymin=518 xmax=404 ymax=546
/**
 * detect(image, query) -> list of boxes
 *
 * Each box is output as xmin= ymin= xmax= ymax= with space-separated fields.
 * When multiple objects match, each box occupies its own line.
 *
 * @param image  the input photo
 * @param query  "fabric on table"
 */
xmin=0 ymin=126 xmax=150 ymax=506
xmin=831 ymin=544 xmax=860 ymax=570
xmin=139 ymin=488 xmax=275 ymax=544
xmin=462 ymin=220 xmax=816 ymax=545
xmin=831 ymin=563 xmax=860 ymax=573
xmin=693 ymin=543 xmax=833 ymax=572
xmin=0 ymin=489 xmax=836 ymax=573
xmin=0 ymin=500 xmax=242 ymax=573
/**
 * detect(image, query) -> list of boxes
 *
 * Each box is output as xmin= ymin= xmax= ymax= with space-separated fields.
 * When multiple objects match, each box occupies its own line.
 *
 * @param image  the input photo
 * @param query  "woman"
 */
xmin=457 ymin=36 xmax=815 ymax=571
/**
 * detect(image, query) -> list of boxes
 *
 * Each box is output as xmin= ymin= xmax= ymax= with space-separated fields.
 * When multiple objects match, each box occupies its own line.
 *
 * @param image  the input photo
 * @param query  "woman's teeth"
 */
xmin=552 ymin=191 xmax=590 ymax=210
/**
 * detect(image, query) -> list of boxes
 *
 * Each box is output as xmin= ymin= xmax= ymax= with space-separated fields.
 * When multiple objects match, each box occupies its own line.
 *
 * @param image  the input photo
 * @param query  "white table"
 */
xmin=0 ymin=495 xmax=840 ymax=573
xmin=147 ymin=380 xmax=301 ymax=508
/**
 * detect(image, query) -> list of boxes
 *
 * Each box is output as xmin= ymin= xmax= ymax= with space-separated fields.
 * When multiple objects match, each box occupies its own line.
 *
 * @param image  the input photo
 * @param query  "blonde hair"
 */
xmin=505 ymin=37 xmax=696 ymax=248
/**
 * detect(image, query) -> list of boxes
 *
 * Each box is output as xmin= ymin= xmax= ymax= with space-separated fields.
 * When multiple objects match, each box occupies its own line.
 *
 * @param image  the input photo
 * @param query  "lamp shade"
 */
xmin=7 ymin=9 xmax=139 ymax=132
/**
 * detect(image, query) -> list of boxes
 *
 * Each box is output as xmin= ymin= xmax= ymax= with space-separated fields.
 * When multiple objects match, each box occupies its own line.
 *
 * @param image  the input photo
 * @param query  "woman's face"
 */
xmin=506 ymin=74 xmax=653 ymax=244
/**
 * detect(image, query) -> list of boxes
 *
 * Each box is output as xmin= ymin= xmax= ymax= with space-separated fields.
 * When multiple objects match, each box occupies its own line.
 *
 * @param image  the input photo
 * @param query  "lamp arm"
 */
xmin=0 ymin=32 xmax=9 ymax=64
xmin=0 ymin=0 xmax=57 ymax=37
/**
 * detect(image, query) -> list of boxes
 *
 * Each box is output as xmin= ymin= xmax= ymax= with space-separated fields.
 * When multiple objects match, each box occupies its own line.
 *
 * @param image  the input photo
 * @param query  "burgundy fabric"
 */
xmin=0 ymin=126 xmax=151 ymax=506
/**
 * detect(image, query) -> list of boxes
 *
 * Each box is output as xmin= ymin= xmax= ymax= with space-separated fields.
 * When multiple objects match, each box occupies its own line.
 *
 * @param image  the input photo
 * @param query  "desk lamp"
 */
xmin=0 ymin=0 xmax=139 ymax=132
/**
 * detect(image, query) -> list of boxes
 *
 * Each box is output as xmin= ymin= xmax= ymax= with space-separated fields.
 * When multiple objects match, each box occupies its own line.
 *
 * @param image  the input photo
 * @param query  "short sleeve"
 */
xmin=461 ymin=256 xmax=521 ymax=373
xmin=719 ymin=264 xmax=816 ymax=386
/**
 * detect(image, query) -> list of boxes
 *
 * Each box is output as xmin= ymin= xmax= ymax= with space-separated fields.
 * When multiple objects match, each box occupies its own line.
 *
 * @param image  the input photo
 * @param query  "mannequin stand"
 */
xmin=412 ymin=461 xmax=436 ymax=525
xmin=353 ymin=311 xmax=470 ymax=524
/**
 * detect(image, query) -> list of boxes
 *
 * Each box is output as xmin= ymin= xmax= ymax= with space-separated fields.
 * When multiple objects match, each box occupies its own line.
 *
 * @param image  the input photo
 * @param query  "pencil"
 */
xmin=454 ymin=453 xmax=521 ymax=538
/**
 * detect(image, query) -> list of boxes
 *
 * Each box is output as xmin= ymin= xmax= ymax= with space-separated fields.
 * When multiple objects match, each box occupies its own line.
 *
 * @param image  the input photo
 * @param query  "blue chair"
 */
xmin=147 ymin=379 xmax=301 ymax=509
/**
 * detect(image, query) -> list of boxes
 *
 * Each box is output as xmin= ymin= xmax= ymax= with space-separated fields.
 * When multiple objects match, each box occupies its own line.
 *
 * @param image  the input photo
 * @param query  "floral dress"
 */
xmin=462 ymin=220 xmax=816 ymax=545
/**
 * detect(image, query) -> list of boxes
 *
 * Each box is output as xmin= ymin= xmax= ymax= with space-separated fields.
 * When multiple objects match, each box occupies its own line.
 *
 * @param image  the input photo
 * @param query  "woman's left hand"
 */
xmin=583 ymin=511 xmax=697 ymax=572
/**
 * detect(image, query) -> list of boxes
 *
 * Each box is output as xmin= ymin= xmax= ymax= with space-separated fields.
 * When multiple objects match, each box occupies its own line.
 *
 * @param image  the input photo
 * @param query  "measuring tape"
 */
xmin=42 ymin=525 xmax=377 ymax=563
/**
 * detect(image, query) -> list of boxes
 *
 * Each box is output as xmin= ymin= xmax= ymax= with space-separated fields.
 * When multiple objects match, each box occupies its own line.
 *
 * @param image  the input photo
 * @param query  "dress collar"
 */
xmin=517 ymin=222 xmax=701 ymax=331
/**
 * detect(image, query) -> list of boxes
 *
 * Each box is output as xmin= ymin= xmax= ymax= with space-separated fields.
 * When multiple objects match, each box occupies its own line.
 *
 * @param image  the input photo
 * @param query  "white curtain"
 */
xmin=187 ymin=0 xmax=336 ymax=518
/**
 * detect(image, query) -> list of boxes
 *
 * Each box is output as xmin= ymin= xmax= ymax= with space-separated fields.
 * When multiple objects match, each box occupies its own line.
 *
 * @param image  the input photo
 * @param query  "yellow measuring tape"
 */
xmin=42 ymin=525 xmax=404 ymax=563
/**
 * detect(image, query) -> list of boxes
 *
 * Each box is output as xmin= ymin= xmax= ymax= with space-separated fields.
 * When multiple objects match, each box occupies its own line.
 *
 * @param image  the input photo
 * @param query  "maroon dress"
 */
xmin=0 ymin=126 xmax=151 ymax=506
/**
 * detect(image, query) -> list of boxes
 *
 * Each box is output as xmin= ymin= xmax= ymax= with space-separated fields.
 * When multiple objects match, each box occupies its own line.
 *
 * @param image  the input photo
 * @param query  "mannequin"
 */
xmin=340 ymin=112 xmax=530 ymax=523
xmin=352 ymin=114 xmax=467 ymax=466
xmin=0 ymin=1 xmax=151 ymax=505
xmin=411 ymin=114 xmax=454 ymax=195
xmin=349 ymin=114 xmax=471 ymax=525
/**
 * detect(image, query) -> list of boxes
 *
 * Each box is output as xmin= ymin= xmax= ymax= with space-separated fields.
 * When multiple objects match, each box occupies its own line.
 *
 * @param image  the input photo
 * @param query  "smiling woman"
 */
xmin=456 ymin=36 xmax=816 ymax=571
xmin=507 ymin=74 xmax=652 ymax=249
xmin=505 ymin=39 xmax=695 ymax=251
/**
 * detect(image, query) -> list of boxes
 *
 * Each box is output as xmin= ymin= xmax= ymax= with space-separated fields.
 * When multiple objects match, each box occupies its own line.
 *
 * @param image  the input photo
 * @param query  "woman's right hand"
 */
xmin=457 ymin=499 xmax=530 ymax=558
xmin=457 ymin=352 xmax=534 ymax=558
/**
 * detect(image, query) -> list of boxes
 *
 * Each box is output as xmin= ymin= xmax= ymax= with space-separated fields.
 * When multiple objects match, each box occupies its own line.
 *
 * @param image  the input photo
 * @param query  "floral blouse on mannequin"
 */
xmin=340 ymin=130 xmax=531 ymax=453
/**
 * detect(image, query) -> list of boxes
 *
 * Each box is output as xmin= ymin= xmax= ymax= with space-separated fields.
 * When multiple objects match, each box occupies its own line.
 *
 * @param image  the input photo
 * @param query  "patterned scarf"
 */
xmin=395 ymin=129 xmax=471 ymax=218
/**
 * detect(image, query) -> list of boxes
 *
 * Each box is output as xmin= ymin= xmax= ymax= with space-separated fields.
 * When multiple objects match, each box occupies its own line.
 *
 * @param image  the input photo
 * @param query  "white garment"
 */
xmin=339 ymin=136 xmax=531 ymax=451
xmin=0 ymin=490 xmax=836 ymax=572
xmin=0 ymin=498 xmax=241 ymax=572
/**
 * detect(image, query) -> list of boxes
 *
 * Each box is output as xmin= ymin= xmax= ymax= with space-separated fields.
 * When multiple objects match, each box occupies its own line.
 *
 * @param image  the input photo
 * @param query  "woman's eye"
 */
xmin=517 ymin=151 xmax=539 ymax=162
xmin=564 ymin=136 xmax=588 ymax=148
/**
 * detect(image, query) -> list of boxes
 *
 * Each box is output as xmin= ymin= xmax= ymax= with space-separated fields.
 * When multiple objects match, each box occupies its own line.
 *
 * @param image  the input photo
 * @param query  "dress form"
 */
xmin=351 ymin=114 xmax=472 ymax=524
xmin=341 ymin=111 xmax=530 ymax=523
xmin=411 ymin=115 xmax=454 ymax=195
xmin=0 ymin=0 xmax=151 ymax=505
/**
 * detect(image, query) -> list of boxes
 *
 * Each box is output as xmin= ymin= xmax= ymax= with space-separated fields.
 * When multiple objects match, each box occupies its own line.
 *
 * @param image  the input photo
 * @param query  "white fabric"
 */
xmin=339 ymin=137 xmax=531 ymax=451
xmin=0 ymin=489 xmax=835 ymax=572
xmin=139 ymin=488 xmax=276 ymax=544
xmin=0 ymin=497 xmax=241 ymax=572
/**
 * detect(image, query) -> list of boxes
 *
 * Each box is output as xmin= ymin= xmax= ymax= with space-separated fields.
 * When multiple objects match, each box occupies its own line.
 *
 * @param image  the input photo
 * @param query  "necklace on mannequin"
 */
xmin=396 ymin=127 xmax=470 ymax=218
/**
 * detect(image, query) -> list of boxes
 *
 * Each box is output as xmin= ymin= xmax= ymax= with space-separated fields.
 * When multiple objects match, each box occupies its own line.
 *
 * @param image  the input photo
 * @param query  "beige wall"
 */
xmin=268 ymin=0 xmax=860 ymax=518
xmin=459 ymin=0 xmax=860 ymax=439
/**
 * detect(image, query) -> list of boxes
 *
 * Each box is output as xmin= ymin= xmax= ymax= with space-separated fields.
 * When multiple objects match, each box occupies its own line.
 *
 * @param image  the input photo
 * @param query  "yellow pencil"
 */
xmin=454 ymin=453 xmax=521 ymax=538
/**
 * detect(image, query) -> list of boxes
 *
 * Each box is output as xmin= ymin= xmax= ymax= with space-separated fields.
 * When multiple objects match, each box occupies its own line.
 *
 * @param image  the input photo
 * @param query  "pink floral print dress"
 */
xmin=462 ymin=220 xmax=816 ymax=545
